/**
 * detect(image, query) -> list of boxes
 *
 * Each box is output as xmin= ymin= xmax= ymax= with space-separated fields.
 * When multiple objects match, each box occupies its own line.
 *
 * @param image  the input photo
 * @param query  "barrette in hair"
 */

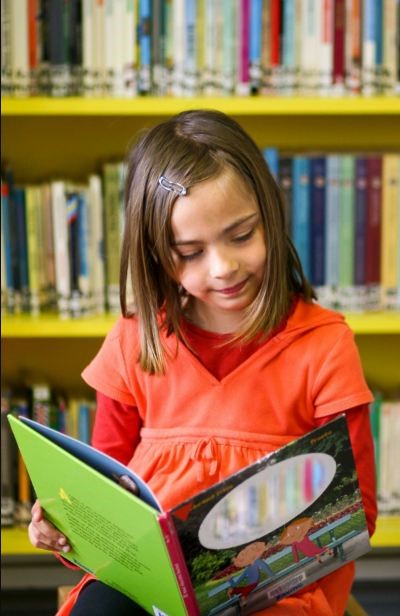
xmin=158 ymin=175 xmax=187 ymax=196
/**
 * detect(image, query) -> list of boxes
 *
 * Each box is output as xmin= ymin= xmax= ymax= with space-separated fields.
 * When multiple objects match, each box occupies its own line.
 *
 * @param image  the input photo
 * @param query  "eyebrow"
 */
xmin=172 ymin=213 xmax=259 ymax=246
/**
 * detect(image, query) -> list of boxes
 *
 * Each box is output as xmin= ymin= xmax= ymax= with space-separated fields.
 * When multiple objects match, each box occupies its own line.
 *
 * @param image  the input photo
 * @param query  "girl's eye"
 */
xmin=233 ymin=228 xmax=255 ymax=243
xmin=177 ymin=250 xmax=202 ymax=261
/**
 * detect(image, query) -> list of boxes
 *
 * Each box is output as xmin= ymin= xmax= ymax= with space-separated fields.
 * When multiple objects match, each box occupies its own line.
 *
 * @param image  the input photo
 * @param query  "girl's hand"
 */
xmin=28 ymin=500 xmax=71 ymax=553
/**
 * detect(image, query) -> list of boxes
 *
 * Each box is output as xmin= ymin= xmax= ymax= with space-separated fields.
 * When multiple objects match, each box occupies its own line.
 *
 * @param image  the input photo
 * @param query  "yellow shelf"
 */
xmin=2 ymin=96 xmax=400 ymax=117
xmin=2 ymin=312 xmax=400 ymax=338
xmin=2 ymin=314 xmax=118 ymax=338
xmin=2 ymin=516 xmax=399 ymax=555
xmin=371 ymin=516 xmax=400 ymax=548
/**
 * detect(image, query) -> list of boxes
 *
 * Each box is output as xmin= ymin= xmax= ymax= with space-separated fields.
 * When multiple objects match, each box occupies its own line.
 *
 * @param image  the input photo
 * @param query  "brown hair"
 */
xmin=120 ymin=109 xmax=315 ymax=374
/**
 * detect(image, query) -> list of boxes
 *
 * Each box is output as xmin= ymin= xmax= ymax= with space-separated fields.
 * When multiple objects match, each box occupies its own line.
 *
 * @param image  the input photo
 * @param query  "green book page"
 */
xmin=8 ymin=416 xmax=188 ymax=616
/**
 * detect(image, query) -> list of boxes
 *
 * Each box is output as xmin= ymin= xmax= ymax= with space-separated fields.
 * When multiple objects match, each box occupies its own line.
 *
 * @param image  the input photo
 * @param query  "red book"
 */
xmin=365 ymin=156 xmax=382 ymax=305
xmin=333 ymin=0 xmax=345 ymax=87
xmin=270 ymin=0 xmax=281 ymax=68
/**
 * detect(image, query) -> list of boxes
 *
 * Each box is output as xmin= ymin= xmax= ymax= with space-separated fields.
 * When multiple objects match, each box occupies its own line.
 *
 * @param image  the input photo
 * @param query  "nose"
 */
xmin=208 ymin=247 xmax=239 ymax=279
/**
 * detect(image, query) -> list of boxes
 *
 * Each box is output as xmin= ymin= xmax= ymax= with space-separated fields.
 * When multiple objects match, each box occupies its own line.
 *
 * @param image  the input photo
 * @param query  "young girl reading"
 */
xmin=29 ymin=110 xmax=377 ymax=616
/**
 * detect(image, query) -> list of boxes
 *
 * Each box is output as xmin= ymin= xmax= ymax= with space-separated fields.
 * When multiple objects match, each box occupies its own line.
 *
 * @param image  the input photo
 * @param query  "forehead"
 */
xmin=170 ymin=168 xmax=258 ymax=238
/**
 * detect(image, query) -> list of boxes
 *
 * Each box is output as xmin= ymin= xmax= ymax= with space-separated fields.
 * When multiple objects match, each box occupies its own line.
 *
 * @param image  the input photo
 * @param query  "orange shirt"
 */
xmin=59 ymin=299 xmax=375 ymax=616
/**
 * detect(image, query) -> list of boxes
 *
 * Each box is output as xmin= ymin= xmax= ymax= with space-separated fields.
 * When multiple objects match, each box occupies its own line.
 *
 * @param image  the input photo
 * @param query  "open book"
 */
xmin=8 ymin=414 xmax=370 ymax=616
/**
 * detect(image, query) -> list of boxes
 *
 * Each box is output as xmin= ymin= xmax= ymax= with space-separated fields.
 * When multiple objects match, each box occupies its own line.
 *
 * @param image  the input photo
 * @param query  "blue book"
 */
xmin=14 ymin=187 xmax=30 ymax=311
xmin=1 ymin=181 xmax=15 ymax=311
xmin=310 ymin=157 xmax=326 ymax=289
xmin=139 ymin=0 xmax=152 ymax=94
xmin=292 ymin=156 xmax=311 ymax=280
xmin=249 ymin=0 xmax=263 ymax=92
xmin=78 ymin=401 xmax=91 ymax=445
xmin=263 ymin=147 xmax=279 ymax=180
xmin=325 ymin=155 xmax=341 ymax=306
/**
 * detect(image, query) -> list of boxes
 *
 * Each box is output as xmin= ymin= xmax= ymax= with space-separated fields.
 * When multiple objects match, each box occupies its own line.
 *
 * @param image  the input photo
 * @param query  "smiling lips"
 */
xmin=217 ymin=278 xmax=249 ymax=295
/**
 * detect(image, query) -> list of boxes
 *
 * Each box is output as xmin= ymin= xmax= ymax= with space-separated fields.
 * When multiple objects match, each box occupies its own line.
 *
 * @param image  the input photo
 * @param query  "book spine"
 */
xmin=183 ymin=0 xmax=198 ymax=95
xmin=362 ymin=0 xmax=377 ymax=95
xmin=123 ymin=0 xmax=138 ymax=96
xmin=260 ymin=0 xmax=272 ymax=94
xmin=77 ymin=189 xmax=91 ymax=315
xmin=236 ymin=0 xmax=250 ymax=95
xmin=319 ymin=0 xmax=334 ymax=96
xmin=28 ymin=0 xmax=40 ymax=96
xmin=338 ymin=154 xmax=356 ymax=311
xmin=325 ymin=154 xmax=341 ymax=308
xmin=48 ymin=0 xmax=71 ymax=97
xmin=270 ymin=0 xmax=282 ymax=91
xmin=345 ymin=0 xmax=362 ymax=94
xmin=281 ymin=0 xmax=297 ymax=94
xmin=382 ymin=0 xmax=397 ymax=94
xmin=365 ymin=155 xmax=382 ymax=310
xmin=82 ymin=0 xmax=94 ymax=95
xmin=278 ymin=155 xmax=293 ymax=234
xmin=139 ymin=0 xmax=152 ymax=94
xmin=158 ymin=512 xmax=199 ymax=616
xmin=310 ymin=156 xmax=327 ymax=300
xmin=103 ymin=163 xmax=122 ymax=313
xmin=9 ymin=0 xmax=30 ymax=97
xmin=332 ymin=0 xmax=346 ymax=94
xmin=249 ymin=0 xmax=262 ymax=93
xmin=1 ymin=391 xmax=16 ymax=526
xmin=15 ymin=187 xmax=30 ymax=313
xmin=172 ymin=0 xmax=185 ymax=95
xmin=92 ymin=0 xmax=106 ymax=95
xmin=104 ymin=0 xmax=116 ymax=95
xmin=292 ymin=156 xmax=311 ymax=281
xmin=69 ymin=0 xmax=83 ymax=95
xmin=354 ymin=156 xmax=368 ymax=310
xmin=25 ymin=185 xmax=41 ymax=315
xmin=380 ymin=154 xmax=399 ymax=310
xmin=1 ymin=180 xmax=15 ymax=313
xmin=151 ymin=0 xmax=164 ymax=95
xmin=51 ymin=181 xmax=71 ymax=317
xmin=88 ymin=174 xmax=105 ymax=314
xmin=222 ymin=0 xmax=236 ymax=94
xmin=1 ymin=0 xmax=11 ymax=96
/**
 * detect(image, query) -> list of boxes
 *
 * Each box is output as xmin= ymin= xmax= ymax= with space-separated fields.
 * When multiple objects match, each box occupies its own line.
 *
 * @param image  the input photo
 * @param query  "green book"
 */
xmin=8 ymin=414 xmax=371 ymax=616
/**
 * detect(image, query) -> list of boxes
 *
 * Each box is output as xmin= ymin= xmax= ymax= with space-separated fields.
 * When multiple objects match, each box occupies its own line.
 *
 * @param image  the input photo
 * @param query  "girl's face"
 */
xmin=170 ymin=168 xmax=267 ymax=333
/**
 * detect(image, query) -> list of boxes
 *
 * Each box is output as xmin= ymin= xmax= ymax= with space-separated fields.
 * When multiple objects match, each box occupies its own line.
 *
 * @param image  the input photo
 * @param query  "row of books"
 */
xmin=2 ymin=150 xmax=399 ymax=318
xmin=2 ymin=0 xmax=399 ymax=98
xmin=1 ymin=384 xmax=95 ymax=526
xmin=2 ymin=382 xmax=399 ymax=528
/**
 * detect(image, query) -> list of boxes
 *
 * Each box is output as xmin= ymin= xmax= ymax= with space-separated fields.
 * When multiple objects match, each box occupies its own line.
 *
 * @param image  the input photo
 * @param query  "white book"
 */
xmin=123 ymin=0 xmax=138 ymax=96
xmin=382 ymin=0 xmax=398 ymax=94
xmin=300 ymin=0 xmax=319 ymax=94
xmin=88 ymin=174 xmax=105 ymax=314
xmin=93 ymin=0 xmax=106 ymax=95
xmin=1 ymin=0 xmax=12 ymax=95
xmin=82 ymin=0 xmax=95 ymax=96
xmin=222 ymin=0 xmax=236 ymax=94
xmin=318 ymin=0 xmax=334 ymax=96
xmin=172 ymin=0 xmax=185 ymax=96
xmin=9 ymin=0 xmax=29 ymax=97
xmin=51 ymin=181 xmax=71 ymax=318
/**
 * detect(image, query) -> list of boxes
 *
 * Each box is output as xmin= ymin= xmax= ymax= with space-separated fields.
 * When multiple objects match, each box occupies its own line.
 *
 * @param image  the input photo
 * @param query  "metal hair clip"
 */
xmin=158 ymin=175 xmax=187 ymax=196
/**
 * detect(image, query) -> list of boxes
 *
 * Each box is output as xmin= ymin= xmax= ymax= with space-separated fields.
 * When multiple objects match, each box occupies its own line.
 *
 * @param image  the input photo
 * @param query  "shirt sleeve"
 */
xmin=81 ymin=318 xmax=138 ymax=406
xmin=316 ymin=404 xmax=378 ymax=538
xmin=91 ymin=391 xmax=141 ymax=465
xmin=312 ymin=328 xmax=373 ymax=417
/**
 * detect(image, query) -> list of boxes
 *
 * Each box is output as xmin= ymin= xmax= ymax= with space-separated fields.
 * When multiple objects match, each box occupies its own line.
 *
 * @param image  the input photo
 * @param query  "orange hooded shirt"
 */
xmin=58 ymin=299 xmax=374 ymax=615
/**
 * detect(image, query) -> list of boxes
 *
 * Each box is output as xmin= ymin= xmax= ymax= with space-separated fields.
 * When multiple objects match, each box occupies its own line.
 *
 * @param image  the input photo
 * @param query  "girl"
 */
xmin=29 ymin=110 xmax=377 ymax=615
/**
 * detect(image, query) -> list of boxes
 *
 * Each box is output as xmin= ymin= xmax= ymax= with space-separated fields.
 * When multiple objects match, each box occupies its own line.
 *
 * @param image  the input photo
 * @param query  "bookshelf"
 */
xmin=2 ymin=96 xmax=400 ymax=583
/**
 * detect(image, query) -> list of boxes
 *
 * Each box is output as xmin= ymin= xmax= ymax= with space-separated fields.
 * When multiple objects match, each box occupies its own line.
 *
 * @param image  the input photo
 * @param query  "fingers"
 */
xmin=28 ymin=500 xmax=71 ymax=553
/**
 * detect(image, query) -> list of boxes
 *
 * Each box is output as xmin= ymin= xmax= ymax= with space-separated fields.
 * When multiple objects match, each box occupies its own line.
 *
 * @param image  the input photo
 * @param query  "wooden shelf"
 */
xmin=2 ymin=96 xmax=400 ymax=117
xmin=2 ymin=516 xmax=399 ymax=556
xmin=2 ymin=312 xmax=400 ymax=338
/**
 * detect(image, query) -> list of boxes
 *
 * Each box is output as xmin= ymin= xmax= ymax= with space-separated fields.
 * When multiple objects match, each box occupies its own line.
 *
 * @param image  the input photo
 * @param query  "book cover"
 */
xmin=9 ymin=414 xmax=371 ymax=615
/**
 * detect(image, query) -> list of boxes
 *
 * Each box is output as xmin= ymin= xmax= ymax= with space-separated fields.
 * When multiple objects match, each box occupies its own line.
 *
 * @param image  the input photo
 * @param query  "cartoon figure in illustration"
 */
xmin=227 ymin=541 xmax=273 ymax=606
xmin=280 ymin=517 xmax=334 ymax=564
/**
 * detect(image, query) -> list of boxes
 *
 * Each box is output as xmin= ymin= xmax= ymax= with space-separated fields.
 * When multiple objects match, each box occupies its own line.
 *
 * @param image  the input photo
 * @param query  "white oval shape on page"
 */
xmin=198 ymin=453 xmax=337 ymax=549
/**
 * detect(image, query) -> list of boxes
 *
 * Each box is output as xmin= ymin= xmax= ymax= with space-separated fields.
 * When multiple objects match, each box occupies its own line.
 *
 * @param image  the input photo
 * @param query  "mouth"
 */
xmin=217 ymin=278 xmax=249 ymax=295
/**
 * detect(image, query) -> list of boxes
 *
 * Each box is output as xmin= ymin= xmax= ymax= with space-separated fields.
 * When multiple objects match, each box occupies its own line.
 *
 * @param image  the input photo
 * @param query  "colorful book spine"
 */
xmin=332 ymin=0 xmax=346 ymax=93
xmin=138 ymin=0 xmax=152 ymax=94
xmin=325 ymin=154 xmax=341 ymax=307
xmin=236 ymin=0 xmax=250 ymax=95
xmin=345 ymin=0 xmax=362 ymax=94
xmin=338 ymin=154 xmax=356 ymax=310
xmin=365 ymin=155 xmax=382 ymax=309
xmin=222 ymin=0 xmax=236 ymax=94
xmin=354 ymin=156 xmax=368 ymax=310
xmin=183 ymin=0 xmax=198 ymax=95
xmin=292 ymin=155 xmax=311 ymax=281
xmin=380 ymin=154 xmax=400 ymax=309
xmin=310 ymin=156 xmax=327 ymax=298
xmin=249 ymin=0 xmax=263 ymax=93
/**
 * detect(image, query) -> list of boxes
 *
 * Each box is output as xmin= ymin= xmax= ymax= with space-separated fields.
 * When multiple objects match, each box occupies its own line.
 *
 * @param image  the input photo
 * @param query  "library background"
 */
xmin=1 ymin=1 xmax=399 ymax=615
